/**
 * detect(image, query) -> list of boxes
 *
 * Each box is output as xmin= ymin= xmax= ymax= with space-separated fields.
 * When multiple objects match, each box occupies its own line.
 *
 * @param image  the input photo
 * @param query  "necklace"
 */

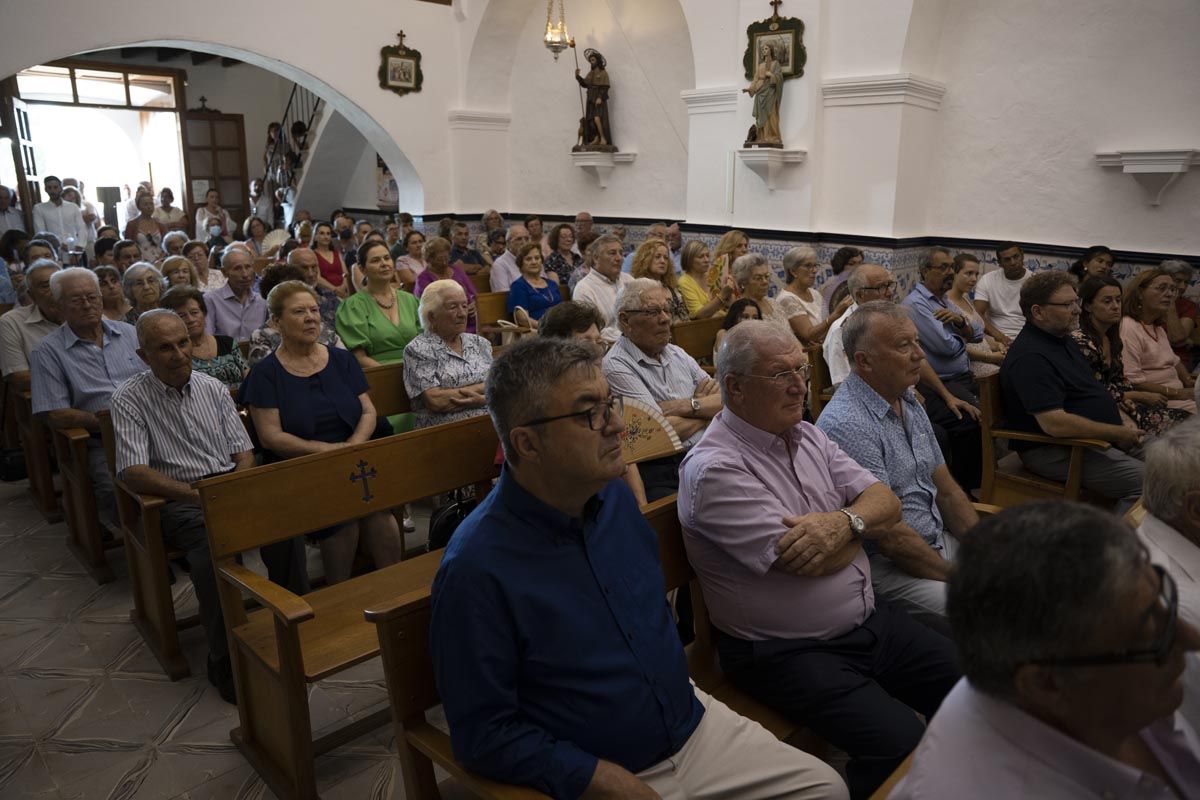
xmin=1140 ymin=320 xmax=1160 ymax=342
xmin=372 ymin=291 xmax=396 ymax=310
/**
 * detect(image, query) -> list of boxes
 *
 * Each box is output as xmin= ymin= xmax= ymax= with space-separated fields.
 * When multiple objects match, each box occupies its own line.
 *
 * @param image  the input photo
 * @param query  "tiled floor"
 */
xmin=0 ymin=477 xmax=452 ymax=800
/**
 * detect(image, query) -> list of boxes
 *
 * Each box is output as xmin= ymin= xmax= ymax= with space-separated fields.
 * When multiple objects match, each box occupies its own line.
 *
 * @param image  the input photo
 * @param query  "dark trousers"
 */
xmin=715 ymin=602 xmax=960 ymax=800
xmin=639 ymin=452 xmax=685 ymax=502
xmin=160 ymin=500 xmax=309 ymax=661
xmin=918 ymin=372 xmax=982 ymax=493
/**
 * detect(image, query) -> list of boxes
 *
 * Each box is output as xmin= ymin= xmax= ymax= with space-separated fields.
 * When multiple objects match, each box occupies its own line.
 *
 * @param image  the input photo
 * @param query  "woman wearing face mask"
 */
xmin=194 ymin=189 xmax=235 ymax=242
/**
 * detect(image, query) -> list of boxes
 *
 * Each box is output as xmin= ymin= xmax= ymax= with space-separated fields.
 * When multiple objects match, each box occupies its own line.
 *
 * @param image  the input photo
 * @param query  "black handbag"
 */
xmin=0 ymin=449 xmax=26 ymax=482
xmin=425 ymin=488 xmax=476 ymax=553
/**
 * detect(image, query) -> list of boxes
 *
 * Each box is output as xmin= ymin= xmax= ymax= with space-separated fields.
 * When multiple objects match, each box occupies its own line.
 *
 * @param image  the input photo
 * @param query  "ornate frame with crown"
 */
xmin=742 ymin=1 xmax=807 ymax=83
xmin=379 ymin=31 xmax=424 ymax=97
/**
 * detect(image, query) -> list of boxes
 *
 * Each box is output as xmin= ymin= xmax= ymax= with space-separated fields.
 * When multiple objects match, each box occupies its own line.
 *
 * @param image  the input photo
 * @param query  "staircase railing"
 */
xmin=262 ymin=82 xmax=322 ymax=197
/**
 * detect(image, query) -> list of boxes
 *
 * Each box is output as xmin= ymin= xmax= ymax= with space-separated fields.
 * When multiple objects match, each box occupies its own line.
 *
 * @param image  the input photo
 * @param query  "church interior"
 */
xmin=1 ymin=0 xmax=1200 ymax=798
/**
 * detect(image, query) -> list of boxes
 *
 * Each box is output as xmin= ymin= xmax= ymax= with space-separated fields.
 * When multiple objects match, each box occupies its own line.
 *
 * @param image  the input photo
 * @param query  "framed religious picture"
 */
xmin=742 ymin=6 xmax=807 ymax=83
xmin=378 ymin=31 xmax=424 ymax=97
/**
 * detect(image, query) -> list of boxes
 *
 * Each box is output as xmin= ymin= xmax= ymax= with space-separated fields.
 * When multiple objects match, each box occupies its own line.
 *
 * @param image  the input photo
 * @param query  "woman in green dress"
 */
xmin=336 ymin=240 xmax=422 ymax=368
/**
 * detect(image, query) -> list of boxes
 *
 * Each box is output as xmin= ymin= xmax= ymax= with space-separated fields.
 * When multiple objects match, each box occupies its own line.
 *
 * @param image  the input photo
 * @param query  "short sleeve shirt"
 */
xmin=975 ymin=268 xmax=1028 ymax=339
xmin=402 ymin=331 xmax=492 ymax=429
xmin=30 ymin=320 xmax=146 ymax=415
xmin=334 ymin=289 xmax=422 ymax=365
xmin=602 ymin=337 xmax=709 ymax=448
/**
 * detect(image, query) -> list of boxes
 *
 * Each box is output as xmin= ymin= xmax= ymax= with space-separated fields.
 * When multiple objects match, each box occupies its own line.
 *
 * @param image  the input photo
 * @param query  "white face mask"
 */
xmin=209 ymin=225 xmax=222 ymax=237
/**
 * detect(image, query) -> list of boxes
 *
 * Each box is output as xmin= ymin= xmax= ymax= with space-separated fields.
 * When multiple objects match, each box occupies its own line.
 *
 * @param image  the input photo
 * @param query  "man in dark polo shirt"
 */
xmin=999 ymin=270 xmax=1145 ymax=512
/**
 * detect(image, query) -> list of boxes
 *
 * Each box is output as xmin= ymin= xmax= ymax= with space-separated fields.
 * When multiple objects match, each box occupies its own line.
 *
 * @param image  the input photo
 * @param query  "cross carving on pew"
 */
xmin=350 ymin=460 xmax=378 ymax=503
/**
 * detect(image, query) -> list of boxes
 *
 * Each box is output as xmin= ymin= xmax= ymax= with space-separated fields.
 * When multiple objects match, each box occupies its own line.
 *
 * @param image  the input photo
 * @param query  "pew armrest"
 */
xmin=990 ymin=427 xmax=1111 ymax=451
xmin=971 ymin=502 xmax=1004 ymax=518
xmin=220 ymin=562 xmax=314 ymax=625
xmin=406 ymin=721 xmax=552 ymax=800
xmin=58 ymin=426 xmax=91 ymax=445
xmin=114 ymin=477 xmax=165 ymax=512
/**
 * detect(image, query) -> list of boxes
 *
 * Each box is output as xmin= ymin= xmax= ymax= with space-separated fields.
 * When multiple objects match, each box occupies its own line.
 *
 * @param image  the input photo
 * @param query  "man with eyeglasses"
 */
xmin=891 ymin=501 xmax=1200 ymax=798
xmin=431 ymin=337 xmax=848 ymax=800
xmin=679 ymin=320 xmax=959 ymax=799
xmin=974 ymin=241 xmax=1029 ymax=344
xmin=817 ymin=302 xmax=980 ymax=635
xmin=29 ymin=267 xmax=147 ymax=526
xmin=824 ymin=263 xmax=897 ymax=386
xmin=603 ymin=278 xmax=721 ymax=500
xmin=1000 ymin=270 xmax=1146 ymax=512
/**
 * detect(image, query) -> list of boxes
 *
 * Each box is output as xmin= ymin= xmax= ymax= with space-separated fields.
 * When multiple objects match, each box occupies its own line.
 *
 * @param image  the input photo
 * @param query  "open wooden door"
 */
xmin=0 ymin=89 xmax=42 ymax=232
xmin=180 ymin=109 xmax=249 ymax=238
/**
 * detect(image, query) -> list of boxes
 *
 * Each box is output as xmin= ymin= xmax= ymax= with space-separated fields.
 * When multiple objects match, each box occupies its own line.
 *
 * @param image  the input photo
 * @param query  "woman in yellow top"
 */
xmin=704 ymin=229 xmax=750 ymax=300
xmin=630 ymin=238 xmax=690 ymax=323
xmin=678 ymin=240 xmax=734 ymax=318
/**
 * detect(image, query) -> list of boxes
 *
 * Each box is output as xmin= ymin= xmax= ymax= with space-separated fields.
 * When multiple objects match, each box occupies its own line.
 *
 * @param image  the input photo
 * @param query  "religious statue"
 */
xmin=743 ymin=42 xmax=783 ymax=147
xmin=573 ymin=48 xmax=617 ymax=152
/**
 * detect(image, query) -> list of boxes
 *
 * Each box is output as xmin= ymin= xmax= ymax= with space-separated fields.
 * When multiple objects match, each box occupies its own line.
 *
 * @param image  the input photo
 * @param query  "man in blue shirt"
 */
xmin=900 ymin=247 xmax=983 ymax=493
xmin=449 ymin=221 xmax=487 ymax=277
xmin=431 ymin=337 xmax=846 ymax=800
xmin=818 ymin=302 xmax=980 ymax=634
xmin=30 ymin=267 xmax=147 ymax=525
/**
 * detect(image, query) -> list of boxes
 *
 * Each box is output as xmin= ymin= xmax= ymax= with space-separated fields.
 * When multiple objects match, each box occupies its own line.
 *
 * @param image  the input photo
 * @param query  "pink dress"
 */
xmin=1119 ymin=316 xmax=1197 ymax=413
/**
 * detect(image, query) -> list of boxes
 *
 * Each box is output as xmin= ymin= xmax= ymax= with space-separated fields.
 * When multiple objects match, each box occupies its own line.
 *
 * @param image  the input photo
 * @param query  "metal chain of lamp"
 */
xmin=544 ymin=0 xmax=571 ymax=60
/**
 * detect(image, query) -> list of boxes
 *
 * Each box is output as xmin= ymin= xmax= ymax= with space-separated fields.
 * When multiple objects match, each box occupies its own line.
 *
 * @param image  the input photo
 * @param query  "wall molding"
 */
xmin=446 ymin=109 xmax=512 ymax=131
xmin=679 ymin=86 xmax=740 ymax=115
xmin=821 ymin=73 xmax=947 ymax=111
xmin=1096 ymin=149 xmax=1200 ymax=206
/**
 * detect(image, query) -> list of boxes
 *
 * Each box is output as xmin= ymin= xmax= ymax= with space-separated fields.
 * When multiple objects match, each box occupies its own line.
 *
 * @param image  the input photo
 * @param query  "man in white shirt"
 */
xmin=248 ymin=179 xmax=274 ymax=229
xmin=488 ymin=225 xmax=532 ymax=292
xmin=572 ymin=234 xmax=633 ymax=343
xmin=1140 ymin=419 xmax=1200 ymax=732
xmin=823 ymin=264 xmax=897 ymax=385
xmin=973 ymin=242 xmax=1029 ymax=344
xmin=0 ymin=185 xmax=24 ymax=238
xmin=32 ymin=176 xmax=88 ymax=249
xmin=893 ymin=500 xmax=1200 ymax=799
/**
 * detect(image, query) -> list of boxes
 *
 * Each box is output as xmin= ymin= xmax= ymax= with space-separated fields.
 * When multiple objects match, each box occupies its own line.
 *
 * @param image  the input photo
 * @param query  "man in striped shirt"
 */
xmin=111 ymin=310 xmax=306 ymax=703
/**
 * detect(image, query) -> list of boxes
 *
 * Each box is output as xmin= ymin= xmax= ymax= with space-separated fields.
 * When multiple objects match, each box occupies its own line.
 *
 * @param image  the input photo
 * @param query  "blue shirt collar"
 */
xmin=841 ymin=373 xmax=920 ymax=421
xmin=494 ymin=465 xmax=606 ymax=540
xmin=62 ymin=318 xmax=123 ymax=348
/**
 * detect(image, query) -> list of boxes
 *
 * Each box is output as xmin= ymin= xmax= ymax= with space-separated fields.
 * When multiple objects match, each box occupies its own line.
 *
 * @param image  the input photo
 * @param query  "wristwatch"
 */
xmin=690 ymin=397 xmax=701 ymax=414
xmin=840 ymin=508 xmax=866 ymax=537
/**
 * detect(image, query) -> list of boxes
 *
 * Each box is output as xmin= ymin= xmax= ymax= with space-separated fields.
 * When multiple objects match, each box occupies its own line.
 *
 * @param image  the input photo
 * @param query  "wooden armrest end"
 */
xmin=57 ymin=426 xmax=92 ymax=443
xmin=115 ymin=478 xmax=166 ymax=511
xmin=407 ymin=722 xmax=551 ymax=800
xmin=363 ymin=586 xmax=432 ymax=625
xmin=991 ymin=428 xmax=1111 ymax=451
xmin=971 ymin=502 xmax=1004 ymax=518
xmin=220 ymin=562 xmax=314 ymax=624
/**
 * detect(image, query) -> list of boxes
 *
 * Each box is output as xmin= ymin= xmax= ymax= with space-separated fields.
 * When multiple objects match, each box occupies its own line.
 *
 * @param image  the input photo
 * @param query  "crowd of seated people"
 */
xmin=7 ymin=194 xmax=1200 ymax=799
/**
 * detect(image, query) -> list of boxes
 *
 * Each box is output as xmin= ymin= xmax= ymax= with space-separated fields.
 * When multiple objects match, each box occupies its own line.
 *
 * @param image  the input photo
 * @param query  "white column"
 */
xmin=447 ymin=109 xmax=512 ymax=212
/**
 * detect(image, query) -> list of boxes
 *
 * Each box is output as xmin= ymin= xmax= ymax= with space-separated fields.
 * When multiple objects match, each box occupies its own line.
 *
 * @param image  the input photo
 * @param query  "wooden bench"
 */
xmin=196 ymin=414 xmax=501 ymax=800
xmin=97 ymin=409 xmax=200 ymax=679
xmin=363 ymin=361 xmax=411 ymax=416
xmin=806 ymin=343 xmax=836 ymax=420
xmin=365 ymin=495 xmax=824 ymax=800
xmin=15 ymin=389 xmax=61 ymax=522
xmin=977 ymin=372 xmax=1111 ymax=507
xmin=51 ymin=424 xmax=120 ymax=583
xmin=468 ymin=271 xmax=491 ymax=296
xmin=671 ymin=316 xmax=724 ymax=371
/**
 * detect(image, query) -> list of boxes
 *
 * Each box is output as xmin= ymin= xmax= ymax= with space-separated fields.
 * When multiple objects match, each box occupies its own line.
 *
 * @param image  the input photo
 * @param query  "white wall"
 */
xmin=929 ymin=0 xmax=1200 ymax=252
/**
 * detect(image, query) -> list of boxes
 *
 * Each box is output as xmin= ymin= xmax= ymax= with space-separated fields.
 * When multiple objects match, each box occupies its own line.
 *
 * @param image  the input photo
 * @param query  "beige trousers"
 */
xmin=637 ymin=687 xmax=849 ymax=800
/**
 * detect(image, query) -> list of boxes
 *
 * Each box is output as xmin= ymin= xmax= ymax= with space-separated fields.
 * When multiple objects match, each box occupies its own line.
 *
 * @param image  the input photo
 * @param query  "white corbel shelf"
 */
xmin=1095 ymin=149 xmax=1200 ymax=206
xmin=571 ymin=151 xmax=637 ymax=189
xmin=736 ymin=148 xmax=806 ymax=191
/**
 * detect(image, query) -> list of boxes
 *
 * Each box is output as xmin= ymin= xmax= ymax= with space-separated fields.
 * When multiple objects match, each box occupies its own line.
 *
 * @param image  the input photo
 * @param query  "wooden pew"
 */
xmin=806 ymin=343 xmax=835 ymax=420
xmin=977 ymin=372 xmax=1111 ymax=507
xmin=468 ymin=271 xmax=491 ymax=296
xmin=1 ymin=379 xmax=19 ymax=451
xmin=52 ymin=424 xmax=120 ymax=583
xmin=671 ymin=316 xmax=724 ymax=370
xmin=869 ymin=752 xmax=914 ymax=800
xmin=15 ymin=389 xmax=61 ymax=521
xmin=475 ymin=291 xmax=510 ymax=329
xmin=363 ymin=361 xmax=411 ymax=415
xmin=196 ymin=414 xmax=501 ymax=800
xmin=97 ymin=410 xmax=200 ymax=679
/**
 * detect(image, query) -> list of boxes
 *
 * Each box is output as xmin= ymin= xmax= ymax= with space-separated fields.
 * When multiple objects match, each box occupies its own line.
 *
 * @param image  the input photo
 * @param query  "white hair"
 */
xmin=24 ymin=257 xmax=61 ymax=278
xmin=418 ymin=279 xmax=466 ymax=328
xmin=122 ymin=262 xmax=166 ymax=303
xmin=715 ymin=319 xmax=798 ymax=404
xmin=731 ymin=252 xmax=768 ymax=287
xmin=613 ymin=277 xmax=668 ymax=334
xmin=49 ymin=266 xmax=99 ymax=301
xmin=1144 ymin=418 xmax=1200 ymax=523
xmin=782 ymin=246 xmax=817 ymax=280
xmin=162 ymin=230 xmax=189 ymax=251
xmin=220 ymin=242 xmax=253 ymax=269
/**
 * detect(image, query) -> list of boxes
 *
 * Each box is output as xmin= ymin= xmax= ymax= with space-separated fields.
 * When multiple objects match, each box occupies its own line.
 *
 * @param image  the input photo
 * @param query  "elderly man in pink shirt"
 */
xmin=678 ymin=320 xmax=960 ymax=799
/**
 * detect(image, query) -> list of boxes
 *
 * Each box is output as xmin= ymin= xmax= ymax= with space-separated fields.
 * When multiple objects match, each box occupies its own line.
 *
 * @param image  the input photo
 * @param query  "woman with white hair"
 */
xmin=731 ymin=252 xmax=788 ymax=332
xmin=403 ymin=279 xmax=492 ymax=429
xmin=776 ymin=245 xmax=852 ymax=344
xmin=475 ymin=209 xmax=505 ymax=266
xmin=162 ymin=230 xmax=189 ymax=257
xmin=122 ymin=262 xmax=165 ymax=323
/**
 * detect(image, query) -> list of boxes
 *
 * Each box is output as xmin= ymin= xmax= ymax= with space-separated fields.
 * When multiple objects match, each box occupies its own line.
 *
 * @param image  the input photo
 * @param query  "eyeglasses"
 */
xmin=65 ymin=293 xmax=102 ymax=307
xmin=520 ymin=395 xmax=624 ymax=432
xmin=624 ymin=306 xmax=671 ymax=318
xmin=860 ymin=281 xmax=897 ymax=294
xmin=744 ymin=365 xmax=812 ymax=385
xmin=1147 ymin=283 xmax=1179 ymax=296
xmin=1031 ymin=565 xmax=1177 ymax=668
xmin=1041 ymin=299 xmax=1082 ymax=310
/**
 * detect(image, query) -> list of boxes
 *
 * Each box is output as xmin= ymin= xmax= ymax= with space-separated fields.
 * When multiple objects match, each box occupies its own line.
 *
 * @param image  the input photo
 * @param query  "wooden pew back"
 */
xmin=475 ymin=291 xmax=510 ymax=328
xmin=14 ymin=389 xmax=60 ymax=521
xmin=363 ymin=362 xmax=411 ymax=416
xmin=671 ymin=316 xmax=724 ymax=364
xmin=806 ymin=343 xmax=834 ymax=420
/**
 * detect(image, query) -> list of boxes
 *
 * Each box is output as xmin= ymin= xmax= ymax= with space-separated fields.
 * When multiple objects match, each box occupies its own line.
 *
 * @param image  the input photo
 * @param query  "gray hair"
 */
xmin=135 ymin=308 xmax=186 ymax=347
xmin=716 ymin=319 xmax=799 ymax=404
xmin=286 ymin=246 xmax=315 ymax=267
xmin=947 ymin=501 xmax=1146 ymax=699
xmin=782 ymin=246 xmax=817 ymax=280
xmin=1159 ymin=259 xmax=1194 ymax=281
xmin=614 ymin=277 xmax=667 ymax=317
xmin=162 ymin=230 xmax=189 ymax=251
xmin=592 ymin=233 xmax=622 ymax=252
xmin=730 ymin=252 xmax=768 ymax=287
xmin=220 ymin=243 xmax=253 ymax=269
xmin=487 ymin=336 xmax=602 ymax=465
xmin=122 ymin=262 xmax=165 ymax=303
xmin=1143 ymin=417 xmax=1200 ymax=523
xmin=25 ymin=257 xmax=61 ymax=278
xmin=846 ymin=264 xmax=888 ymax=299
xmin=418 ymin=279 xmax=466 ymax=327
xmin=842 ymin=301 xmax=911 ymax=363
xmin=481 ymin=208 xmax=503 ymax=225
xmin=49 ymin=266 xmax=99 ymax=301
xmin=921 ymin=246 xmax=952 ymax=270
xmin=505 ymin=225 xmax=529 ymax=245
